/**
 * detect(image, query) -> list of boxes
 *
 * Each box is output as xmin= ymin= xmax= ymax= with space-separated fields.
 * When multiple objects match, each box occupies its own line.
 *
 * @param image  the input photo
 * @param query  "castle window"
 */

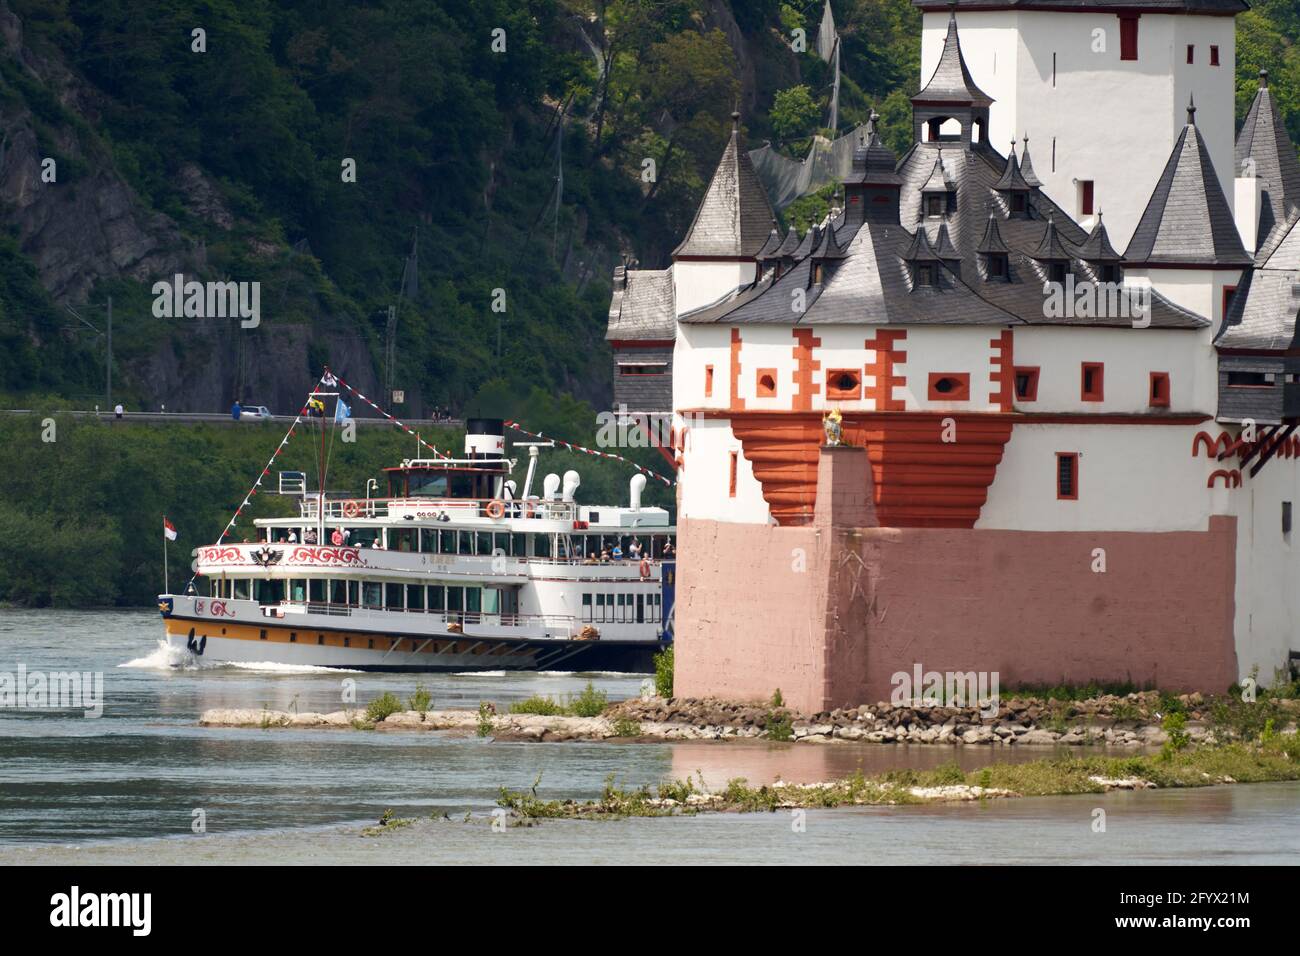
xmin=985 ymin=254 xmax=1008 ymax=280
xmin=1149 ymin=372 xmax=1170 ymax=408
xmin=1227 ymin=371 xmax=1271 ymax=387
xmin=927 ymin=373 xmax=971 ymax=401
xmin=1120 ymin=16 xmax=1139 ymax=61
xmin=1186 ymin=44 xmax=1194 ymax=65
xmin=1014 ymin=367 xmax=1040 ymax=401
xmin=1048 ymin=261 xmax=1068 ymax=284
xmin=915 ymin=264 xmax=936 ymax=287
xmin=1222 ymin=285 xmax=1238 ymax=319
xmin=1100 ymin=263 xmax=1119 ymax=283
xmin=1011 ymin=194 xmax=1026 ymax=214
xmin=926 ymin=194 xmax=944 ymax=217
xmin=704 ymin=364 xmax=714 ymax=398
xmin=1284 ymin=502 xmax=1293 ymax=542
xmin=618 ymin=363 xmax=666 ymax=375
xmin=827 ymin=369 xmax=861 ymax=400
xmin=756 ymin=369 xmax=777 ymax=397
xmin=1081 ymin=363 xmax=1105 ymax=402
xmin=1079 ymin=180 xmax=1094 ymax=217
xmin=1210 ymin=45 xmax=1220 ymax=67
xmin=1056 ymin=453 xmax=1079 ymax=500
xmin=728 ymin=451 xmax=738 ymax=498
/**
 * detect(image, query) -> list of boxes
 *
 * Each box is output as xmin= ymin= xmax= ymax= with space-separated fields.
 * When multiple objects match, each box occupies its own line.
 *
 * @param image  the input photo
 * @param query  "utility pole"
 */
xmin=106 ymin=295 xmax=112 ymax=408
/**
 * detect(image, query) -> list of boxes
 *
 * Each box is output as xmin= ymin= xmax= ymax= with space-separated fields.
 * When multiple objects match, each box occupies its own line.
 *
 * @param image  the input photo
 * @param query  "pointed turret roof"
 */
xmin=1235 ymin=69 xmax=1300 ymax=252
xmin=920 ymin=151 xmax=956 ymax=192
xmin=793 ymin=224 xmax=822 ymax=260
xmin=673 ymin=112 xmax=776 ymax=258
xmin=846 ymin=111 xmax=902 ymax=185
xmin=1032 ymin=218 xmax=1073 ymax=262
xmin=976 ymin=214 xmax=1009 ymax=255
xmin=1076 ymin=212 xmax=1122 ymax=262
xmin=755 ymin=220 xmax=783 ymax=260
xmin=913 ymin=12 xmax=992 ymax=107
xmin=1019 ymin=135 xmax=1042 ymax=187
xmin=993 ymin=142 xmax=1032 ymax=192
xmin=934 ymin=223 xmax=962 ymax=260
xmin=904 ymin=226 xmax=942 ymax=263
xmin=1125 ymin=97 xmax=1253 ymax=268
xmin=774 ymin=225 xmax=802 ymax=258
xmin=813 ymin=221 xmax=850 ymax=260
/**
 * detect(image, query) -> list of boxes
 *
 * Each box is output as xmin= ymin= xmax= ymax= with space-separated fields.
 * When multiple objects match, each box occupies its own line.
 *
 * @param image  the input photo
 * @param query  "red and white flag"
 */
xmin=163 ymin=517 xmax=178 ymax=541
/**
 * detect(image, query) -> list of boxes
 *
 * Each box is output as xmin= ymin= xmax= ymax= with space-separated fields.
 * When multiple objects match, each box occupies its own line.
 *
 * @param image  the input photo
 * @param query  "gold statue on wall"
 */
xmin=823 ymin=408 xmax=845 ymax=446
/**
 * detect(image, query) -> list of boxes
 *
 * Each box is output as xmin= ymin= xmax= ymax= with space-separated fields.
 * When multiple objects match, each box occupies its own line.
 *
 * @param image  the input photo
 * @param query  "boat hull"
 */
xmin=160 ymin=613 xmax=661 ymax=673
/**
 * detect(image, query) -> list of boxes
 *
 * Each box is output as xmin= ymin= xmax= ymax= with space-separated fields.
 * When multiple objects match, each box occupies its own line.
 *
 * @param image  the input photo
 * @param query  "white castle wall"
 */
xmin=673 ymin=260 xmax=757 ymax=318
xmin=921 ymin=10 xmax=1236 ymax=251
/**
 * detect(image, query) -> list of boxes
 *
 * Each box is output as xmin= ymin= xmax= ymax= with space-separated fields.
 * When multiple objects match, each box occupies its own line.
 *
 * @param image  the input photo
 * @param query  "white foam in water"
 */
xmin=228 ymin=660 xmax=360 ymax=674
xmin=119 ymin=640 xmax=215 ymax=671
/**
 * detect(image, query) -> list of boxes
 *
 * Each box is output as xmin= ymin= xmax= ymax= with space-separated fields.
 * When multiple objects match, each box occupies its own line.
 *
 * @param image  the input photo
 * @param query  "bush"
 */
xmin=510 ymin=695 xmax=566 ymax=716
xmin=477 ymin=701 xmax=495 ymax=737
xmin=408 ymin=684 xmax=432 ymax=714
xmin=764 ymin=710 xmax=794 ymax=741
xmin=568 ymin=681 xmax=608 ymax=718
xmin=365 ymin=691 xmax=404 ymax=723
xmin=611 ymin=716 xmax=642 ymax=738
xmin=654 ymin=646 xmax=674 ymax=698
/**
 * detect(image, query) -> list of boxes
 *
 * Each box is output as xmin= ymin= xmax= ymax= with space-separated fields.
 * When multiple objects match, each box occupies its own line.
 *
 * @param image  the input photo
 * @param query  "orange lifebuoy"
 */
xmin=639 ymin=558 xmax=651 ymax=579
xmin=342 ymin=500 xmax=360 ymax=518
xmin=485 ymin=499 xmax=505 ymax=519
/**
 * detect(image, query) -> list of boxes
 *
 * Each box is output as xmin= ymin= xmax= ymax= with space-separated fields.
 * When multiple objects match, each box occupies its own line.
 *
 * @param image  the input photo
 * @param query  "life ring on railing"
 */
xmin=342 ymin=499 xmax=360 ymax=518
xmin=485 ymin=499 xmax=506 ymax=519
xmin=639 ymin=559 xmax=651 ymax=580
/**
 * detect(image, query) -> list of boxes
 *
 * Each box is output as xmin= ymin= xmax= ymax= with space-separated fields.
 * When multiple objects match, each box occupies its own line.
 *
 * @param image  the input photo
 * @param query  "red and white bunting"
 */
xmin=503 ymin=420 xmax=674 ymax=486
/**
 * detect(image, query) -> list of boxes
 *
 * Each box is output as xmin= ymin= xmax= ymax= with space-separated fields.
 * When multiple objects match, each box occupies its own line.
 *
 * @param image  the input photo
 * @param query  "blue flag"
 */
xmin=334 ymin=399 xmax=351 ymax=423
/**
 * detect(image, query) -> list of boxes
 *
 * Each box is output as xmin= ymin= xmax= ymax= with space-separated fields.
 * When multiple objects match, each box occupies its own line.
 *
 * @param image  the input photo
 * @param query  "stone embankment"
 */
xmin=200 ymin=690 xmax=1300 ymax=744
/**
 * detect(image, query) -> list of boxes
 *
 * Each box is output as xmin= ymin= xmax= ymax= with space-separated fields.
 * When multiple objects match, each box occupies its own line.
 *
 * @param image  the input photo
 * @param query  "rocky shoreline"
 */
xmin=199 ymin=690 xmax=1298 ymax=745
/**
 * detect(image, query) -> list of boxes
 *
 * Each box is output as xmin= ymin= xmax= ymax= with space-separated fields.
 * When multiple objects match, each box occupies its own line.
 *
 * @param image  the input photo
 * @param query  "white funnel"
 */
xmin=629 ymin=473 xmax=646 ymax=511
xmin=562 ymin=470 xmax=581 ymax=502
xmin=543 ymin=473 xmax=561 ymax=500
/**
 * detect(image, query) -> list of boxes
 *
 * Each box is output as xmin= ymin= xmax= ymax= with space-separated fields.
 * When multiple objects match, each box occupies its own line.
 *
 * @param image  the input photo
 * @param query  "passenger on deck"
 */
xmin=629 ymin=538 xmax=642 ymax=559
xmin=304 ymin=528 xmax=318 ymax=544
xmin=599 ymin=548 xmax=611 ymax=564
xmin=286 ymin=530 xmax=298 ymax=543
xmin=330 ymin=528 xmax=344 ymax=546
xmin=662 ymin=541 xmax=674 ymax=558
xmin=612 ymin=543 xmax=624 ymax=561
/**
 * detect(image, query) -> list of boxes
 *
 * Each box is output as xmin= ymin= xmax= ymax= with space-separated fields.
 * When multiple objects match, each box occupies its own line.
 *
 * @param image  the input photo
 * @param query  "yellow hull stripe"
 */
xmin=164 ymin=617 xmax=534 ymax=657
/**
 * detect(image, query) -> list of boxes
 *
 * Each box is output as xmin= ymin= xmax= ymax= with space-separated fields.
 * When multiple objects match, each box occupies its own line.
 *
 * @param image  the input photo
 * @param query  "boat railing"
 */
xmin=287 ymin=601 xmax=574 ymax=631
xmin=298 ymin=497 xmax=578 ymax=522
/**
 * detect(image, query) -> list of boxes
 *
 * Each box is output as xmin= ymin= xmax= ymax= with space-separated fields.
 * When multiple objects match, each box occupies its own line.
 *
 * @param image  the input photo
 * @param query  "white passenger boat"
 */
xmin=158 ymin=419 xmax=676 ymax=672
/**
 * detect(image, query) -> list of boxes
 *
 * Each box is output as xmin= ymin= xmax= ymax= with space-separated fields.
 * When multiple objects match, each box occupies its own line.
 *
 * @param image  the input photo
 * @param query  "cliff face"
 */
xmin=0 ymin=1 xmax=380 ymax=411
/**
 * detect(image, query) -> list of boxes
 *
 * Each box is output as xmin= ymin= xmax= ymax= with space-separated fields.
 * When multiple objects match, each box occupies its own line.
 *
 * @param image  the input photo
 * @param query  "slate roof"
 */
xmin=1236 ymin=70 xmax=1300 ymax=261
xmin=920 ymin=151 xmax=957 ymax=192
xmin=913 ymin=12 xmax=993 ymax=108
xmin=673 ymin=114 xmax=776 ymax=258
xmin=1124 ymin=101 xmax=1253 ymax=268
xmin=993 ymin=144 xmax=1032 ymax=192
xmin=1215 ymin=269 xmax=1300 ymax=351
xmin=1019 ymin=136 xmax=1042 ymax=188
xmin=845 ymin=112 xmax=903 ymax=186
xmin=976 ymin=215 xmax=1009 ymax=255
xmin=1076 ymin=215 xmax=1123 ymax=262
xmin=913 ymin=0 xmax=1248 ymax=12
xmin=1032 ymin=219 xmax=1074 ymax=262
xmin=754 ymin=222 xmax=783 ymax=259
xmin=606 ymin=267 xmax=675 ymax=340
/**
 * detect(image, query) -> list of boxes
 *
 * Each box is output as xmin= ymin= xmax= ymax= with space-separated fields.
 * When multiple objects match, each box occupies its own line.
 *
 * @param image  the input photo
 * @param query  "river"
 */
xmin=2 ymin=609 xmax=1296 ymax=864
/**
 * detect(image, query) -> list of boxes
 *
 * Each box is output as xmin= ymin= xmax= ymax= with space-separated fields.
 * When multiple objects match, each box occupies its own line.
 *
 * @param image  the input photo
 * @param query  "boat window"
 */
xmin=458 ymin=530 xmax=473 ymax=555
xmin=582 ymin=594 xmax=593 ymax=622
xmin=391 ymin=528 xmax=417 ymax=552
xmin=421 ymin=529 xmax=438 ymax=553
xmin=348 ymin=581 xmax=360 ymax=606
xmin=363 ymin=582 xmax=383 ymax=608
xmin=406 ymin=584 xmax=425 ymax=610
xmin=512 ymin=533 xmax=526 ymax=557
xmin=534 ymin=534 xmax=552 ymax=559
xmin=309 ymin=580 xmax=326 ymax=602
xmin=494 ymin=533 xmax=510 ymax=556
xmin=447 ymin=587 xmax=464 ymax=612
xmin=440 ymin=529 xmax=455 ymax=554
xmin=466 ymin=587 xmax=482 ymax=614
xmin=386 ymin=583 xmax=404 ymax=609
xmin=482 ymin=589 xmax=500 ymax=615
xmin=429 ymin=586 xmax=445 ymax=612
xmin=476 ymin=531 xmax=493 ymax=556
xmin=637 ymin=594 xmax=645 ymax=623
xmin=234 ymin=579 xmax=251 ymax=601
xmin=290 ymin=579 xmax=307 ymax=603
xmin=329 ymin=579 xmax=347 ymax=604
xmin=408 ymin=472 xmax=449 ymax=497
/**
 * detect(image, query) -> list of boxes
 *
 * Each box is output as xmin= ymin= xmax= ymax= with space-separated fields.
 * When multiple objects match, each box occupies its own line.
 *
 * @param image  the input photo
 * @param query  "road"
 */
xmin=3 ymin=409 xmax=463 ymax=428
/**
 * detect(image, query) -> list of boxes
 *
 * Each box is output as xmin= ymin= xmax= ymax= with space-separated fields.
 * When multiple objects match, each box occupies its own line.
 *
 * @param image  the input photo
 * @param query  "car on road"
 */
xmin=239 ymin=405 xmax=273 ymax=421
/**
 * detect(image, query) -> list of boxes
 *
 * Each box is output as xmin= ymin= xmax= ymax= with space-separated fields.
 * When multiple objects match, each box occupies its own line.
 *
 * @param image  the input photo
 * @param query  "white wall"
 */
xmin=921 ymin=11 xmax=1236 ymax=251
xmin=673 ymin=260 xmax=757 ymax=318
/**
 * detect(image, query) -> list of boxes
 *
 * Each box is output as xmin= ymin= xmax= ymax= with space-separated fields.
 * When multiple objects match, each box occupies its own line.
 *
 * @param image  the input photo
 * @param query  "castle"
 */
xmin=606 ymin=0 xmax=1300 ymax=711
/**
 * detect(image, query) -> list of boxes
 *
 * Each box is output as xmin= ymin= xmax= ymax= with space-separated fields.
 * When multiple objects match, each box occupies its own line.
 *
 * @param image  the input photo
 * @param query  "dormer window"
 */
xmin=1048 ymin=261 xmax=1068 ymax=284
xmin=915 ymin=264 xmax=936 ymax=287
xmin=926 ymin=194 xmax=944 ymax=217
xmin=1099 ymin=263 xmax=1119 ymax=283
xmin=1011 ymin=194 xmax=1026 ymax=214
xmin=985 ymin=254 xmax=1009 ymax=281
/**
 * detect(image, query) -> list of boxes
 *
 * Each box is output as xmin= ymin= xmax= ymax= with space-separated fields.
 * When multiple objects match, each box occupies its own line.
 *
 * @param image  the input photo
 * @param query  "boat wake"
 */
xmin=120 ymin=641 xmax=358 ymax=674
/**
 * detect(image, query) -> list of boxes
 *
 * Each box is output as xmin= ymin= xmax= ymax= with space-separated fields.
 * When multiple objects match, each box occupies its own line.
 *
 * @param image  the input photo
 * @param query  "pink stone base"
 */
xmin=674 ymin=515 xmax=1239 ymax=714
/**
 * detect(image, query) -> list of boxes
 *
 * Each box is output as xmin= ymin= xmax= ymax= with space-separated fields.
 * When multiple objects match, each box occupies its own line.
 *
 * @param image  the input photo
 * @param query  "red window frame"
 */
xmin=1210 ymin=45 xmax=1220 ymax=66
xmin=728 ymin=451 xmax=738 ymax=498
xmin=1222 ymin=285 xmax=1238 ymax=320
xmin=927 ymin=372 xmax=971 ymax=401
xmin=1149 ymin=372 xmax=1171 ymax=408
xmin=1056 ymin=453 xmax=1079 ymax=501
xmin=1120 ymin=15 xmax=1139 ymax=61
xmin=755 ymin=368 xmax=777 ymax=398
xmin=1081 ymin=362 xmax=1105 ymax=402
xmin=704 ymin=364 xmax=714 ymax=398
xmin=826 ymin=368 xmax=862 ymax=400
xmin=1014 ymin=366 xmax=1040 ymax=402
xmin=1081 ymin=180 xmax=1095 ymax=216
